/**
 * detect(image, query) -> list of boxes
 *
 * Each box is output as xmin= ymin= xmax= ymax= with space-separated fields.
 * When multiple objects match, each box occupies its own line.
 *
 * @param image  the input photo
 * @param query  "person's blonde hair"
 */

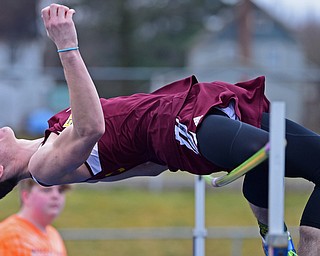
xmin=18 ymin=179 xmax=71 ymax=206
xmin=19 ymin=179 xmax=71 ymax=193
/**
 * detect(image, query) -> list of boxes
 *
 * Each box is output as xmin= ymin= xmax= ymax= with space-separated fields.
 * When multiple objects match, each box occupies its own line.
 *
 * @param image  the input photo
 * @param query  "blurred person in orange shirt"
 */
xmin=0 ymin=179 xmax=70 ymax=255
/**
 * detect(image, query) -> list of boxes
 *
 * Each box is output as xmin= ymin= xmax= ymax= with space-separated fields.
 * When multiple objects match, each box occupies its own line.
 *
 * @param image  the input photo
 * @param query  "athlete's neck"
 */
xmin=16 ymin=138 xmax=45 ymax=180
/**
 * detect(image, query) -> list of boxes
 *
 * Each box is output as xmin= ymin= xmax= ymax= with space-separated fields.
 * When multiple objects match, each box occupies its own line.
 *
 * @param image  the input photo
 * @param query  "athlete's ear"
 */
xmin=0 ymin=165 xmax=3 ymax=179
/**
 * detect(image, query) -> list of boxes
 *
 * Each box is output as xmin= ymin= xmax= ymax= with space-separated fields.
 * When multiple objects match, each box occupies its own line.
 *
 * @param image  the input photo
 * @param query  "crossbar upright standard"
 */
xmin=266 ymin=102 xmax=288 ymax=255
xmin=193 ymin=176 xmax=207 ymax=256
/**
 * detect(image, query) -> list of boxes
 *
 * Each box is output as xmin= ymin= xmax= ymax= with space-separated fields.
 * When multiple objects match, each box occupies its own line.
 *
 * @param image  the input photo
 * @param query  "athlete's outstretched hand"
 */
xmin=41 ymin=4 xmax=78 ymax=51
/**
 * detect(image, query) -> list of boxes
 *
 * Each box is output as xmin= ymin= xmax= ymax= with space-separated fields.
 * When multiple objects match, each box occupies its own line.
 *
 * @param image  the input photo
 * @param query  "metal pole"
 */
xmin=266 ymin=102 xmax=288 ymax=256
xmin=193 ymin=176 xmax=207 ymax=256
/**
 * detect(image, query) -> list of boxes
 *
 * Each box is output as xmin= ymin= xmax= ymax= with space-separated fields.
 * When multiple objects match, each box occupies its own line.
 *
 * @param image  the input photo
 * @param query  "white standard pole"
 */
xmin=266 ymin=101 xmax=288 ymax=255
xmin=193 ymin=175 xmax=207 ymax=256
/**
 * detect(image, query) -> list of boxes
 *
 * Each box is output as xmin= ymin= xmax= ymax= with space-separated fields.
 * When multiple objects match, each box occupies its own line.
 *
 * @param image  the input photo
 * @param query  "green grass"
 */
xmin=0 ymin=185 xmax=311 ymax=255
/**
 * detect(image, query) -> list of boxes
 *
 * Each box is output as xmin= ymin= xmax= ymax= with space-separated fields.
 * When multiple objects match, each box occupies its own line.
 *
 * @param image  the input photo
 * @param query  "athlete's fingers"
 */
xmin=49 ymin=4 xmax=59 ymax=19
xmin=41 ymin=6 xmax=50 ymax=22
xmin=66 ymin=9 xmax=76 ymax=20
xmin=57 ymin=5 xmax=70 ymax=18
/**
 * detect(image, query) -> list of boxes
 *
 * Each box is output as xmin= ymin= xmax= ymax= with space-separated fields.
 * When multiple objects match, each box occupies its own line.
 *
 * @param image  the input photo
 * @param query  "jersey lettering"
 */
xmin=174 ymin=118 xmax=199 ymax=154
xmin=63 ymin=114 xmax=73 ymax=127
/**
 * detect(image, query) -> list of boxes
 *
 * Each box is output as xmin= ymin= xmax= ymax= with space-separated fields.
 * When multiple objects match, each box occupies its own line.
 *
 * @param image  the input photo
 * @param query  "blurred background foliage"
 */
xmin=47 ymin=0 xmax=227 ymax=67
xmin=2 ymin=0 xmax=320 ymax=67
xmin=0 ymin=0 xmax=229 ymax=68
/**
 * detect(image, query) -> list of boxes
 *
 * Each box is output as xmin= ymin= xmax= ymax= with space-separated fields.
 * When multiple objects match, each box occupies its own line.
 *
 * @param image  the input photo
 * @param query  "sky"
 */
xmin=255 ymin=0 xmax=320 ymax=26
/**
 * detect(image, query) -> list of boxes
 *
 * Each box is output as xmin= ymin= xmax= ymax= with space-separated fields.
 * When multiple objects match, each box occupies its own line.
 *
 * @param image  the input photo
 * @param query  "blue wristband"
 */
xmin=57 ymin=46 xmax=79 ymax=53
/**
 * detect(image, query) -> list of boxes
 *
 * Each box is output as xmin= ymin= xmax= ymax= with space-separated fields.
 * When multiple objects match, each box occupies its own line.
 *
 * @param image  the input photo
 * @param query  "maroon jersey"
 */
xmin=45 ymin=75 xmax=269 ymax=179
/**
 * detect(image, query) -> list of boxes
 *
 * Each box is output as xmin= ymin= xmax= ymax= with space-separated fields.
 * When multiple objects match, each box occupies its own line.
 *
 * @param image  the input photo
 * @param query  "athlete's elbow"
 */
xmin=82 ymin=127 xmax=105 ymax=140
xmin=78 ymin=123 xmax=105 ymax=140
xmin=95 ymin=124 xmax=105 ymax=139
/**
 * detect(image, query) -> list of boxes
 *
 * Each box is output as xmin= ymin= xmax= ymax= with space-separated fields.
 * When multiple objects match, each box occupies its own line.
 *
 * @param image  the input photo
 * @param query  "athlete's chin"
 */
xmin=0 ymin=127 xmax=14 ymax=138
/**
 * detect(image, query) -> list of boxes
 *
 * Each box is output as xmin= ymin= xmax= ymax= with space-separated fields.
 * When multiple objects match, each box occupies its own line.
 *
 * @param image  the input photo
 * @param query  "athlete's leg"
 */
xmin=299 ymin=226 xmax=320 ymax=256
xmin=197 ymin=113 xmax=269 ymax=170
xmin=197 ymin=112 xmax=320 ymax=255
xmin=196 ymin=112 xmax=275 ymax=253
xmin=243 ymin=113 xmax=320 ymax=255
xmin=298 ymin=186 xmax=320 ymax=256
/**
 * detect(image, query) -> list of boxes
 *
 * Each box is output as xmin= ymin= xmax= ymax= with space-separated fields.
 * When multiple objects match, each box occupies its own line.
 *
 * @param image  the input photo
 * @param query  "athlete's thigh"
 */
xmin=197 ymin=114 xmax=268 ymax=169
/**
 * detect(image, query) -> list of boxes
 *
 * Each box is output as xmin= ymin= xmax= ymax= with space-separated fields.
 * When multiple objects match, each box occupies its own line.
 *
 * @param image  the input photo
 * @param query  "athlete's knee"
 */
xmin=242 ymin=161 xmax=269 ymax=208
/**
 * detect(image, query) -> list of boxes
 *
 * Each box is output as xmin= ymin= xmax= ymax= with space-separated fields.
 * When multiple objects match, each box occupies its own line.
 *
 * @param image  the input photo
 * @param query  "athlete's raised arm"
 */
xmin=29 ymin=4 xmax=105 ymax=184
